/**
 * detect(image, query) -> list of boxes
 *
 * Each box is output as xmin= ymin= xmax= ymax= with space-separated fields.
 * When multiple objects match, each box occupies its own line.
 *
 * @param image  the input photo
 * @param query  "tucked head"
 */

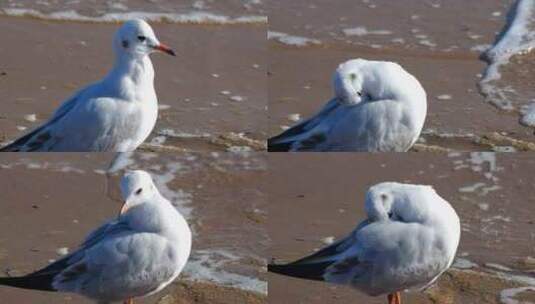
xmin=113 ymin=19 xmax=175 ymax=58
xmin=120 ymin=170 xmax=158 ymax=213
xmin=333 ymin=59 xmax=415 ymax=105
xmin=364 ymin=182 xmax=443 ymax=223
xmin=333 ymin=59 xmax=368 ymax=105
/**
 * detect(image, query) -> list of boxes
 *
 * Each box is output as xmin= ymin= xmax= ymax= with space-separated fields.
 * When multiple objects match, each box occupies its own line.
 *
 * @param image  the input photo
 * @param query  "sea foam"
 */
xmin=1 ymin=8 xmax=267 ymax=25
xmin=479 ymin=0 xmax=535 ymax=120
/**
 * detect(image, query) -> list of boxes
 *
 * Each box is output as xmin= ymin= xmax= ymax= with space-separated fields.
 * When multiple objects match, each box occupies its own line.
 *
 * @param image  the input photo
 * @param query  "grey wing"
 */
xmin=325 ymin=220 xmax=444 ymax=296
xmin=268 ymin=98 xmax=341 ymax=152
xmin=81 ymin=219 xmax=131 ymax=249
xmin=56 ymin=232 xmax=178 ymax=301
xmin=0 ymin=217 xmax=133 ymax=295
xmin=51 ymin=220 xmax=137 ymax=293
xmin=0 ymin=86 xmax=89 ymax=152
xmin=268 ymin=220 xmax=370 ymax=281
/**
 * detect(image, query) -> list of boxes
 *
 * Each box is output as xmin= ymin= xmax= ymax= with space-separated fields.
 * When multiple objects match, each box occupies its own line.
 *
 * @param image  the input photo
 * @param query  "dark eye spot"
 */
xmin=135 ymin=188 xmax=142 ymax=195
xmin=349 ymin=73 xmax=356 ymax=80
xmin=387 ymin=211 xmax=393 ymax=219
xmin=122 ymin=40 xmax=129 ymax=48
xmin=357 ymin=91 xmax=362 ymax=96
xmin=137 ymin=35 xmax=146 ymax=42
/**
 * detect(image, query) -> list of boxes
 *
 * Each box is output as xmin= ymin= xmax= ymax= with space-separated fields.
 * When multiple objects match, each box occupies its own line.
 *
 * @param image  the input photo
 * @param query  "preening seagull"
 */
xmin=269 ymin=182 xmax=460 ymax=304
xmin=0 ymin=19 xmax=175 ymax=152
xmin=0 ymin=170 xmax=192 ymax=304
xmin=268 ymin=59 xmax=427 ymax=152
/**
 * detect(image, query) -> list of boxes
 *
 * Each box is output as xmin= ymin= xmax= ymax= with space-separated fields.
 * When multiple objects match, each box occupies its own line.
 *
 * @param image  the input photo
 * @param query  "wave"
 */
xmin=0 ymin=8 xmax=267 ymax=25
xmin=478 ymin=0 xmax=535 ymax=124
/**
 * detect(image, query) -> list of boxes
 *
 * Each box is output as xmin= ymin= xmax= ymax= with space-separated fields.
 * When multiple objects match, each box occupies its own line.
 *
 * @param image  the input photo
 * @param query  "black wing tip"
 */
xmin=267 ymin=138 xmax=292 ymax=152
xmin=0 ymin=143 xmax=19 ymax=152
xmin=268 ymin=261 xmax=331 ymax=282
xmin=0 ymin=274 xmax=57 ymax=292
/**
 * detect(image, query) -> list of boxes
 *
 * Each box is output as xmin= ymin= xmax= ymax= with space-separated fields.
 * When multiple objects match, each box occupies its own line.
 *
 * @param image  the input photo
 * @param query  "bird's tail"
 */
xmin=268 ymin=260 xmax=334 ymax=281
xmin=0 ymin=274 xmax=57 ymax=292
xmin=267 ymin=137 xmax=292 ymax=152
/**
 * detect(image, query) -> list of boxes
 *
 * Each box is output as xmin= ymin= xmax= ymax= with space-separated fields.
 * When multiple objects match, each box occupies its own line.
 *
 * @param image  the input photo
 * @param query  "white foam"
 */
xmin=1 ymin=8 xmax=267 ymax=25
xmin=184 ymin=249 xmax=267 ymax=295
xmin=226 ymin=146 xmax=253 ymax=153
xmin=24 ymin=114 xmax=37 ymax=122
xmin=479 ymin=0 xmax=535 ymax=111
xmin=268 ymin=31 xmax=321 ymax=46
xmin=500 ymin=286 xmax=535 ymax=304
xmin=287 ymin=113 xmax=301 ymax=122
xmin=149 ymin=135 xmax=167 ymax=146
xmin=321 ymin=236 xmax=335 ymax=245
xmin=342 ymin=26 xmax=392 ymax=37
xmin=229 ymin=95 xmax=245 ymax=102
xmin=458 ymin=182 xmax=486 ymax=193
xmin=453 ymin=258 xmax=478 ymax=269
xmin=471 ymin=44 xmax=491 ymax=52
xmin=418 ymin=39 xmax=437 ymax=47
xmin=485 ymin=263 xmax=513 ymax=272
xmin=56 ymin=247 xmax=69 ymax=256
xmin=520 ymin=102 xmax=535 ymax=126
xmin=436 ymin=94 xmax=452 ymax=100
xmin=158 ymin=128 xmax=211 ymax=139
xmin=0 ymin=158 xmax=85 ymax=173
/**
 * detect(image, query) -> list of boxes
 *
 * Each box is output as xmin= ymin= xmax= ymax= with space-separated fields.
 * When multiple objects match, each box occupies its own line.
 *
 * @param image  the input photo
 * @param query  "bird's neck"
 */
xmin=106 ymin=54 xmax=155 ymax=97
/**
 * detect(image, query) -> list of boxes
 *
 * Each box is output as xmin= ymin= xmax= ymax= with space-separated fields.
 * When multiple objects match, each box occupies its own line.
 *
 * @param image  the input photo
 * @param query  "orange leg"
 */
xmin=387 ymin=292 xmax=401 ymax=304
xmin=395 ymin=291 xmax=401 ymax=304
xmin=123 ymin=299 xmax=134 ymax=304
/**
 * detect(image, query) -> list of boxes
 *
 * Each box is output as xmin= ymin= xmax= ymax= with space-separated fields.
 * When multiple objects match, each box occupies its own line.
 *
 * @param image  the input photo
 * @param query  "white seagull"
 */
xmin=268 ymin=59 xmax=427 ymax=152
xmin=0 ymin=19 xmax=175 ymax=152
xmin=269 ymin=182 xmax=460 ymax=304
xmin=0 ymin=170 xmax=192 ymax=304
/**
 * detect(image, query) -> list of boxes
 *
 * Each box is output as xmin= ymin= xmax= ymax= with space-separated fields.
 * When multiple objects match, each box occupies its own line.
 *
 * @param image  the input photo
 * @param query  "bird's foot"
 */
xmin=387 ymin=292 xmax=401 ymax=304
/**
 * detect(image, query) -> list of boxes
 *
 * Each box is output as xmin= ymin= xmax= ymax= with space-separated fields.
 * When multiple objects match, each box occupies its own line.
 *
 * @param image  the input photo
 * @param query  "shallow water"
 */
xmin=268 ymin=153 xmax=535 ymax=303
xmin=267 ymin=0 xmax=535 ymax=151
xmin=0 ymin=0 xmax=266 ymax=23
xmin=0 ymin=152 xmax=267 ymax=303
xmin=0 ymin=6 xmax=266 ymax=152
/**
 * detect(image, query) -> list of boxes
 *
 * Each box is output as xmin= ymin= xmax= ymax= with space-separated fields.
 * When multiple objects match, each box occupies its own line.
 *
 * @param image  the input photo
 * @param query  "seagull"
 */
xmin=0 ymin=170 xmax=192 ymax=304
xmin=269 ymin=182 xmax=460 ymax=304
xmin=0 ymin=19 xmax=175 ymax=152
xmin=268 ymin=59 xmax=427 ymax=152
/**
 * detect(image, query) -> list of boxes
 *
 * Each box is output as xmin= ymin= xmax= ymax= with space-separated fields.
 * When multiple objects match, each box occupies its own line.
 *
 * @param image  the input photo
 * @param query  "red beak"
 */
xmin=154 ymin=43 xmax=176 ymax=56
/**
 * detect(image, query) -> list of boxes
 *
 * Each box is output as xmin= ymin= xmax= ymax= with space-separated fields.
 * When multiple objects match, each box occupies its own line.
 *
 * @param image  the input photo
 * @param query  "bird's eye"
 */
xmin=357 ymin=91 xmax=362 ymax=97
xmin=137 ymin=36 xmax=146 ymax=42
xmin=135 ymin=188 xmax=143 ymax=195
xmin=349 ymin=73 xmax=357 ymax=81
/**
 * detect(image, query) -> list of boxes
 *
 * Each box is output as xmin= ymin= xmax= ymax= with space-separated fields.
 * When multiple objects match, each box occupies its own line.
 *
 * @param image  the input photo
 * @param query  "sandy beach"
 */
xmin=0 ymin=152 xmax=267 ymax=303
xmin=0 ymin=13 xmax=266 ymax=152
xmin=267 ymin=0 xmax=535 ymax=151
xmin=269 ymin=153 xmax=535 ymax=303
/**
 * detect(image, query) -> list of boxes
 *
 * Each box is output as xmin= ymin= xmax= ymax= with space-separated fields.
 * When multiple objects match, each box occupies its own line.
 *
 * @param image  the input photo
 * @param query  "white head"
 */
xmin=333 ymin=59 xmax=425 ymax=106
xmin=113 ymin=19 xmax=175 ymax=59
xmin=120 ymin=170 xmax=159 ymax=214
xmin=364 ymin=182 xmax=455 ymax=224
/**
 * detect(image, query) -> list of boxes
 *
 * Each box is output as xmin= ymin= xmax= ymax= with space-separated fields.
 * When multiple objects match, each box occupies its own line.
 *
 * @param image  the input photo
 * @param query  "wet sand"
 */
xmin=0 ymin=16 xmax=266 ymax=152
xmin=268 ymin=153 xmax=535 ymax=303
xmin=267 ymin=0 xmax=535 ymax=151
xmin=0 ymin=152 xmax=267 ymax=303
